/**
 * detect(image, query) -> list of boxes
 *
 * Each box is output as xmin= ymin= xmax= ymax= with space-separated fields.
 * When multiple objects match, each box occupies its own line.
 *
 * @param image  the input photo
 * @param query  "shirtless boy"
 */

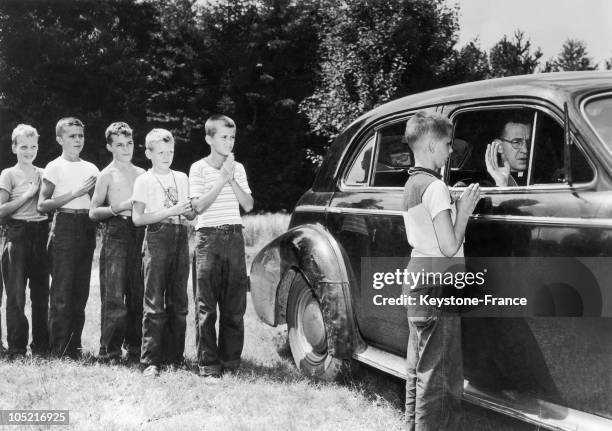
xmin=90 ymin=122 xmax=145 ymax=363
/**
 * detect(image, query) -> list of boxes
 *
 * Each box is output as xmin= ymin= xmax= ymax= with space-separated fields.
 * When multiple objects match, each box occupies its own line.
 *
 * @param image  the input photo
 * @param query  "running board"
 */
xmin=353 ymin=346 xmax=407 ymax=379
xmin=353 ymin=346 xmax=612 ymax=431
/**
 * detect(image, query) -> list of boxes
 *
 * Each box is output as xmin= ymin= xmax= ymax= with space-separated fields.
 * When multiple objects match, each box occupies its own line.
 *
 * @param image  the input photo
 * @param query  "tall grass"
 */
xmin=243 ymin=212 xmax=291 ymax=248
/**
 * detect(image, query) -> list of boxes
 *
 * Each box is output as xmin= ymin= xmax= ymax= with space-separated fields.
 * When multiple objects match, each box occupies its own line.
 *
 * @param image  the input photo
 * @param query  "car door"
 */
xmin=446 ymin=99 xmax=612 ymax=421
xmin=326 ymin=116 xmax=417 ymax=355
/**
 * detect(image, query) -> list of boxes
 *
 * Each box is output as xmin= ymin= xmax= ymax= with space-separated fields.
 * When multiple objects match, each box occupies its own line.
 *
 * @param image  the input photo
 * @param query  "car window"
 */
xmin=372 ymin=121 xmax=413 ymax=187
xmin=531 ymin=112 xmax=594 ymax=184
xmin=344 ymin=135 xmax=375 ymax=186
xmin=583 ymin=95 xmax=612 ymax=151
xmin=449 ymin=107 xmax=593 ymax=187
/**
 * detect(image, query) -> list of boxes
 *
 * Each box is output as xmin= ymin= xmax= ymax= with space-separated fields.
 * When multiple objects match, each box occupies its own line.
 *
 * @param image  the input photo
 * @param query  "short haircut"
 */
xmin=145 ymin=128 xmax=174 ymax=150
xmin=11 ymin=124 xmax=39 ymax=145
xmin=205 ymin=114 xmax=235 ymax=137
xmin=105 ymin=122 xmax=133 ymax=145
xmin=499 ymin=112 xmax=532 ymax=137
xmin=404 ymin=111 xmax=452 ymax=150
xmin=56 ymin=117 xmax=84 ymax=137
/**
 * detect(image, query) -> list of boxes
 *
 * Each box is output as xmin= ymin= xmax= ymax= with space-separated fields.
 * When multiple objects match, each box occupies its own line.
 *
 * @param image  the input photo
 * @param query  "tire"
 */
xmin=286 ymin=272 xmax=344 ymax=380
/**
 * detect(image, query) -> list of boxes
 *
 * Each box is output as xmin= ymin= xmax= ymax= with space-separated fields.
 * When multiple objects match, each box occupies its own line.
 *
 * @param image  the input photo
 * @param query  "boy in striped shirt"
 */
xmin=189 ymin=114 xmax=253 ymax=377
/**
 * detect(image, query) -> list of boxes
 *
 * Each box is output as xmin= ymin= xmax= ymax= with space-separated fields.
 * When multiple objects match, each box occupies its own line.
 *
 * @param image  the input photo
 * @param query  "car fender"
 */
xmin=250 ymin=223 xmax=359 ymax=358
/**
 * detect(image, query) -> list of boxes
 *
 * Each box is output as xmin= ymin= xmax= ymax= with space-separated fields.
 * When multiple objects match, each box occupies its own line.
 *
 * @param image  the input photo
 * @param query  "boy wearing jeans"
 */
xmin=0 ymin=124 xmax=49 ymax=357
xmin=402 ymin=111 xmax=480 ymax=430
xmin=39 ymin=117 xmax=99 ymax=358
xmin=90 ymin=122 xmax=145 ymax=363
xmin=190 ymin=115 xmax=253 ymax=377
xmin=132 ymin=129 xmax=194 ymax=377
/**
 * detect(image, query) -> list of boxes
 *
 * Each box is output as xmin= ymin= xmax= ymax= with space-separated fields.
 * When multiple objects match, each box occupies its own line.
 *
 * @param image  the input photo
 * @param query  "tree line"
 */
xmin=1 ymin=0 xmax=609 ymax=211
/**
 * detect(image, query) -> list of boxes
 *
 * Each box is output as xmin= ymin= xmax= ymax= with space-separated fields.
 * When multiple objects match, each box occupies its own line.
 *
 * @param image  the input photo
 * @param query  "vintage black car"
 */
xmin=250 ymin=72 xmax=612 ymax=430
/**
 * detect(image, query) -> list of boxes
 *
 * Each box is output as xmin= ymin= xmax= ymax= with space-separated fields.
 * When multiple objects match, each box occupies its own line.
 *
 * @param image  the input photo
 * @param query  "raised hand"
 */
xmin=220 ymin=153 xmax=235 ymax=182
xmin=456 ymin=183 xmax=481 ymax=217
xmin=485 ymin=140 xmax=510 ymax=187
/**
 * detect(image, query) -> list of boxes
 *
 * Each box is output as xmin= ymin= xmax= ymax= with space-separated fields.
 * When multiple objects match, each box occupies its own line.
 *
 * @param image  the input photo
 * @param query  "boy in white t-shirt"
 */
xmin=39 ymin=117 xmax=99 ymax=358
xmin=402 ymin=111 xmax=480 ymax=430
xmin=132 ymin=128 xmax=194 ymax=377
xmin=0 ymin=124 xmax=49 ymax=357
xmin=189 ymin=114 xmax=253 ymax=378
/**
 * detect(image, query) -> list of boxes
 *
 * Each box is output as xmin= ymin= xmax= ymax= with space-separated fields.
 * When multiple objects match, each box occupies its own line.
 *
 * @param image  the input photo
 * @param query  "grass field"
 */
xmin=0 ymin=213 xmax=408 ymax=430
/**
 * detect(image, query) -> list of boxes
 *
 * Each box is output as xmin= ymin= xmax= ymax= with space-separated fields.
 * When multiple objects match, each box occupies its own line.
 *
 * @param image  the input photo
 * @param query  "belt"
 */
xmin=57 ymin=208 xmax=89 ymax=215
xmin=161 ymin=217 xmax=185 ymax=225
xmin=198 ymin=224 xmax=243 ymax=233
xmin=114 ymin=214 xmax=132 ymax=221
xmin=8 ymin=218 xmax=48 ymax=224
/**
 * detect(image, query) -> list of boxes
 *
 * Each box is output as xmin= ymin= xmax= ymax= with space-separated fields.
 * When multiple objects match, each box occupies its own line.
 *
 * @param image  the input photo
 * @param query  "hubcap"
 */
xmin=302 ymin=298 xmax=326 ymax=353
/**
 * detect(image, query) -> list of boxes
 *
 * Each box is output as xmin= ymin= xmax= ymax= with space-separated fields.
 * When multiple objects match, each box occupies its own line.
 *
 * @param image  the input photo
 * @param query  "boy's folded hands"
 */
xmin=168 ymin=199 xmax=193 ymax=217
xmin=221 ymin=153 xmax=235 ymax=181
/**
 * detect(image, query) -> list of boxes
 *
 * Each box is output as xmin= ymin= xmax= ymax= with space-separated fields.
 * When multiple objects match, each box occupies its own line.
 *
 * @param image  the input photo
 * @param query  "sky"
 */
xmin=455 ymin=0 xmax=612 ymax=66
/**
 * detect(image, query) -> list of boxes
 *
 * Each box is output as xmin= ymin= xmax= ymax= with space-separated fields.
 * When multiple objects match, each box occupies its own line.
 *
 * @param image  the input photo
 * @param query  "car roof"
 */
xmin=350 ymin=71 xmax=612 ymax=127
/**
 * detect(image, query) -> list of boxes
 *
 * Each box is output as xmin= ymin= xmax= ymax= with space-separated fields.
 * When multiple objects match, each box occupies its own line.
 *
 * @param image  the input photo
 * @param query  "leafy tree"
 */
xmin=0 ymin=0 xmax=159 ymax=168
xmin=299 ymin=0 xmax=459 ymax=143
xmin=196 ymin=0 xmax=325 ymax=210
xmin=141 ymin=0 xmax=215 ymax=172
xmin=439 ymin=39 xmax=490 ymax=85
xmin=489 ymin=30 xmax=542 ymax=77
xmin=544 ymin=39 xmax=597 ymax=72
xmin=606 ymin=57 xmax=612 ymax=70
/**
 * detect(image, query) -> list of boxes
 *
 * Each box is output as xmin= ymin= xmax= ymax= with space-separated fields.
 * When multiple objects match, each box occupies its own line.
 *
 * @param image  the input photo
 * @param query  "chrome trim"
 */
xmin=580 ymin=91 xmax=612 ymax=158
xmin=294 ymin=205 xmax=612 ymax=228
xmin=327 ymin=207 xmax=404 ymax=216
xmin=463 ymin=383 xmax=612 ymax=431
xmin=352 ymin=345 xmax=406 ymax=379
xmin=469 ymin=214 xmax=612 ymax=228
xmin=526 ymin=111 xmax=537 ymax=185
xmin=293 ymin=205 xmax=327 ymax=213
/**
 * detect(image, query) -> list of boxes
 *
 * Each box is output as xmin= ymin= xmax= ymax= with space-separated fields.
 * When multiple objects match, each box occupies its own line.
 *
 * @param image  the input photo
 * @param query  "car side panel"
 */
xmin=327 ymin=190 xmax=411 ymax=355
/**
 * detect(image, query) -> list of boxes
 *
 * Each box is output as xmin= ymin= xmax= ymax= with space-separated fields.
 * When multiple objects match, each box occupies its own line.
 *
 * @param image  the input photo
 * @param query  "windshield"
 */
xmin=584 ymin=95 xmax=612 ymax=150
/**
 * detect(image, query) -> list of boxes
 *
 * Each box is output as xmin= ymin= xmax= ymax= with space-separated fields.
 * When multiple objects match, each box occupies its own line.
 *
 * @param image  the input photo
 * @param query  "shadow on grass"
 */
xmin=237 ymin=357 xmax=306 ymax=384
xmin=341 ymin=360 xmax=406 ymax=411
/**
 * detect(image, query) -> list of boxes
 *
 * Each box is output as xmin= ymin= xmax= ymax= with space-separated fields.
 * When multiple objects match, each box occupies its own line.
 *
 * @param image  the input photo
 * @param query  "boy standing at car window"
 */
xmin=402 ymin=111 xmax=480 ymax=430
xmin=189 ymin=114 xmax=253 ymax=378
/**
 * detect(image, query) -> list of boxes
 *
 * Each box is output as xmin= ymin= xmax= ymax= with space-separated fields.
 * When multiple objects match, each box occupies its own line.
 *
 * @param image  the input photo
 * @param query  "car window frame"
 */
xmin=341 ymin=134 xmax=376 ymax=188
xmin=338 ymin=115 xmax=416 ymax=192
xmin=581 ymin=91 xmax=612 ymax=159
xmin=445 ymin=102 xmax=597 ymax=194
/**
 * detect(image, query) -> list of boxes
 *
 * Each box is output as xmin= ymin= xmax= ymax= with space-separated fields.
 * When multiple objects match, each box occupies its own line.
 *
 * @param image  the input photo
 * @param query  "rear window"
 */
xmin=584 ymin=95 xmax=612 ymax=151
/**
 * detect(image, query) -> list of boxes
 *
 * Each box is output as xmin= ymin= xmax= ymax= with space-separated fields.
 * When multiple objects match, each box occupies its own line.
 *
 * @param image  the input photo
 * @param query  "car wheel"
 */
xmin=286 ymin=272 xmax=343 ymax=380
